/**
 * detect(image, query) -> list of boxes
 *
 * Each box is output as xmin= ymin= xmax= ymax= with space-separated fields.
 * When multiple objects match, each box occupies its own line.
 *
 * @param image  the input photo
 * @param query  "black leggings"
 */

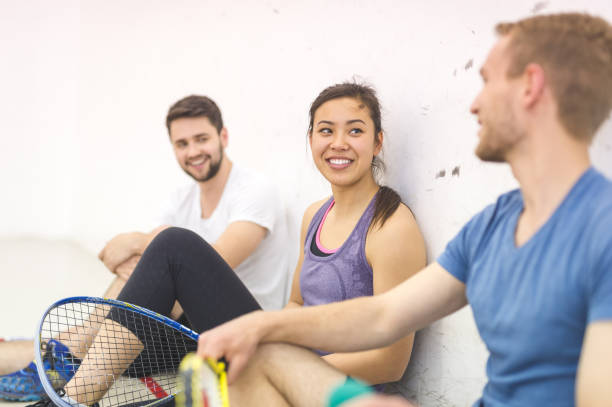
xmin=117 ymin=227 xmax=262 ymax=331
xmin=111 ymin=227 xmax=262 ymax=375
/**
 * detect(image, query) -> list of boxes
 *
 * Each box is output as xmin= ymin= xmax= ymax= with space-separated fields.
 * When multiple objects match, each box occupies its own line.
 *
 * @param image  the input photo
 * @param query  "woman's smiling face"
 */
xmin=309 ymin=97 xmax=382 ymax=188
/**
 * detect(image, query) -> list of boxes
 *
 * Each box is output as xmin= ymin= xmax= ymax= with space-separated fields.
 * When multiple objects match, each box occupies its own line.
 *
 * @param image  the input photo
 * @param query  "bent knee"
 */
xmin=153 ymin=227 xmax=211 ymax=251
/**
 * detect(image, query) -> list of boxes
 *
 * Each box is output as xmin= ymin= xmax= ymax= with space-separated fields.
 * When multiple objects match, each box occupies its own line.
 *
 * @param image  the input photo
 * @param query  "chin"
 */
xmin=475 ymin=147 xmax=506 ymax=163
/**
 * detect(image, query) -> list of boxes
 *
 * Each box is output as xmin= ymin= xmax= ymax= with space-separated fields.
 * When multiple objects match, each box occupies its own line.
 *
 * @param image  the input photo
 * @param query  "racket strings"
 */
xmin=39 ymin=301 xmax=197 ymax=407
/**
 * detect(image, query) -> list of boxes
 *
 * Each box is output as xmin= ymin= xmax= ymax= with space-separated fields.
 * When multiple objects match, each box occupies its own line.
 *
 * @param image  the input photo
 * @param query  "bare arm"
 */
xmin=198 ymin=262 xmax=467 ymax=383
xmin=576 ymin=321 xmax=612 ymax=406
xmin=98 ymin=225 xmax=168 ymax=273
xmin=211 ymin=221 xmax=267 ymax=269
xmin=322 ymin=204 xmax=427 ymax=383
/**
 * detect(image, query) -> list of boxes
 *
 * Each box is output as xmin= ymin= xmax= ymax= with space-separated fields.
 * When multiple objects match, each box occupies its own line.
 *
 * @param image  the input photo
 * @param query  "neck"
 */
xmin=198 ymin=155 xmax=233 ymax=201
xmin=330 ymin=174 xmax=380 ymax=215
xmin=508 ymin=127 xmax=590 ymax=223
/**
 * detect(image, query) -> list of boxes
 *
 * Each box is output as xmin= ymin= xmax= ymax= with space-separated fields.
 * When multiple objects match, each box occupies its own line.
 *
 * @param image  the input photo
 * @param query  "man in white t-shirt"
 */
xmin=0 ymin=95 xmax=288 ymax=401
xmin=98 ymin=95 xmax=288 ymax=312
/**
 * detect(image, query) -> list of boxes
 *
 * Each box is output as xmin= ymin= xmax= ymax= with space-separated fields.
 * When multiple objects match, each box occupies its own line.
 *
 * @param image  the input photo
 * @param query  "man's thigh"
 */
xmin=229 ymin=344 xmax=346 ymax=407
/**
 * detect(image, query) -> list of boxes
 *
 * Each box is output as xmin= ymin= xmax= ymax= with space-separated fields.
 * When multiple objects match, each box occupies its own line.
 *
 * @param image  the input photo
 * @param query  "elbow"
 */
xmin=370 ymin=340 xmax=414 ymax=384
xmin=386 ymin=349 xmax=412 ymax=382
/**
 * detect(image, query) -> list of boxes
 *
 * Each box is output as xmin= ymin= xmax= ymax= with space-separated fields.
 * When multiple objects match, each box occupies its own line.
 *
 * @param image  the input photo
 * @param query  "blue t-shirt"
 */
xmin=438 ymin=167 xmax=612 ymax=406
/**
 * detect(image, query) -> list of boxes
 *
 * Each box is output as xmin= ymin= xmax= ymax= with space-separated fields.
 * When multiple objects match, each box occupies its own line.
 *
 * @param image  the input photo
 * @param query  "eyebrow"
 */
xmin=316 ymin=119 xmax=366 ymax=126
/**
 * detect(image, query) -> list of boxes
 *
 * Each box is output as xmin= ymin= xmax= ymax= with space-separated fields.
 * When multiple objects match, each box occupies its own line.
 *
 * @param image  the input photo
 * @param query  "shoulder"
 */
xmin=584 ymin=169 xmax=612 ymax=217
xmin=301 ymin=197 xmax=330 ymax=229
xmin=367 ymin=202 xmax=423 ymax=248
xmin=463 ymin=188 xmax=522 ymax=235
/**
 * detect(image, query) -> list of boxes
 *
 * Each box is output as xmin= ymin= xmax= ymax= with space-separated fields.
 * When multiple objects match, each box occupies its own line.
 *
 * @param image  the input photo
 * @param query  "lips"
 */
xmin=326 ymin=157 xmax=353 ymax=169
xmin=187 ymin=156 xmax=209 ymax=169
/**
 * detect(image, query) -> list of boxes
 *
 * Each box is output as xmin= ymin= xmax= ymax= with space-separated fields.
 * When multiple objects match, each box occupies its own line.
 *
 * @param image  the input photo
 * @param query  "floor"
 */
xmin=0 ymin=237 xmax=114 ymax=407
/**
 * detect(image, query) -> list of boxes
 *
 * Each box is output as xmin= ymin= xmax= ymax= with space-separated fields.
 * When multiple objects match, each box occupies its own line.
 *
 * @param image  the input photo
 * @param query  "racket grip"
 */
xmin=327 ymin=377 xmax=374 ymax=407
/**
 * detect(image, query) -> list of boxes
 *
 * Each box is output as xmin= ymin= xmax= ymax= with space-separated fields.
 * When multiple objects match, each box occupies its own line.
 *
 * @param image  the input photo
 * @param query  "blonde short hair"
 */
xmin=496 ymin=13 xmax=612 ymax=141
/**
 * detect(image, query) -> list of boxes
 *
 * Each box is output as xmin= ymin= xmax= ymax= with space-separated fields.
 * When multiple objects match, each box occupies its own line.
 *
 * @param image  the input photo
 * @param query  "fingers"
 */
xmin=225 ymin=353 xmax=246 ymax=385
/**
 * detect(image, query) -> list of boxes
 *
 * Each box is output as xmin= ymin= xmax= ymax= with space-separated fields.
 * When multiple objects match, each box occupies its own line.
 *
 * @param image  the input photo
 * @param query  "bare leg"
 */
xmin=229 ymin=344 xmax=347 ymax=407
xmin=63 ymin=319 xmax=143 ymax=406
xmin=0 ymin=340 xmax=35 ymax=374
xmin=0 ymin=277 xmax=127 ymax=375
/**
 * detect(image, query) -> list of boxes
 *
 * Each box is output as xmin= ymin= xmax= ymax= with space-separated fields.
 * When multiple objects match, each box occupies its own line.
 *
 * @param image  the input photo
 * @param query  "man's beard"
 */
xmin=184 ymin=145 xmax=224 ymax=182
xmin=475 ymin=112 xmax=522 ymax=163
xmin=475 ymin=130 xmax=509 ymax=163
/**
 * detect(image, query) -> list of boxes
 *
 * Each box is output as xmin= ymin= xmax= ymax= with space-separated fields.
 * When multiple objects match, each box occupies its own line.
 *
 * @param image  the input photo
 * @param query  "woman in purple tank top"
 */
xmin=200 ymin=83 xmax=427 ymax=386
xmin=44 ymin=83 xmax=426 ymax=407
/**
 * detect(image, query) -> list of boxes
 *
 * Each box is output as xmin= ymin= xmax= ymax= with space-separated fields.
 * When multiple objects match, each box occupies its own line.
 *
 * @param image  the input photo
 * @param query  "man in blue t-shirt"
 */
xmin=195 ymin=12 xmax=612 ymax=407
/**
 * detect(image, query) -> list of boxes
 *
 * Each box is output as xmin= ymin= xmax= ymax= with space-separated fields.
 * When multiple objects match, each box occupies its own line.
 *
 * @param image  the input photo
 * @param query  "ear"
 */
xmin=308 ymin=130 xmax=313 ymax=148
xmin=523 ymin=63 xmax=546 ymax=109
xmin=374 ymin=131 xmax=383 ymax=156
xmin=220 ymin=127 xmax=229 ymax=148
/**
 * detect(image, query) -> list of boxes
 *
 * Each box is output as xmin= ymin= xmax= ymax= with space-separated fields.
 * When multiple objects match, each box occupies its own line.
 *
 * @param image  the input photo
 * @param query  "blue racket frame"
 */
xmin=34 ymin=296 xmax=200 ymax=407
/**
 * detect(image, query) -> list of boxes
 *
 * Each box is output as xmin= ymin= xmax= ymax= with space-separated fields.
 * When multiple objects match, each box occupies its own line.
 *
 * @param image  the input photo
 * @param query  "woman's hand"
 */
xmin=197 ymin=310 xmax=266 ymax=384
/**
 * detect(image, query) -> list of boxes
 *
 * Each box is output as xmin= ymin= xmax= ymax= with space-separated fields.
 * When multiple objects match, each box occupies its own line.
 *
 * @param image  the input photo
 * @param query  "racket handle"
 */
xmin=327 ymin=377 xmax=374 ymax=407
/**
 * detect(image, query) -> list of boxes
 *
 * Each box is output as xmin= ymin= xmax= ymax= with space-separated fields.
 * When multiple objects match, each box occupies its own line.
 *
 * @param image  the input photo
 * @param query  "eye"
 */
xmin=196 ymin=136 xmax=209 ymax=143
xmin=349 ymin=128 xmax=364 ymax=136
xmin=175 ymin=141 xmax=187 ymax=149
xmin=318 ymin=128 xmax=332 ymax=135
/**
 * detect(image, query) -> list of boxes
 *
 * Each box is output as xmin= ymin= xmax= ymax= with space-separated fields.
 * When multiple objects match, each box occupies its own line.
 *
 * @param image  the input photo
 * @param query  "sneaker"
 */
xmin=0 ymin=340 xmax=81 ymax=402
xmin=0 ymin=361 xmax=44 ymax=402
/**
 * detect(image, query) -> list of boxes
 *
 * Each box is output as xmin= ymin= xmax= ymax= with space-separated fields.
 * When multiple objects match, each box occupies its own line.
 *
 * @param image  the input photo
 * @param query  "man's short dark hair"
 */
xmin=166 ymin=95 xmax=224 ymax=134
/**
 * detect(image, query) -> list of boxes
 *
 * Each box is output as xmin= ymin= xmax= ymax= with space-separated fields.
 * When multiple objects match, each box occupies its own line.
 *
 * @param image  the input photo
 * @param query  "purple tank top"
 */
xmin=300 ymin=195 xmax=376 ymax=309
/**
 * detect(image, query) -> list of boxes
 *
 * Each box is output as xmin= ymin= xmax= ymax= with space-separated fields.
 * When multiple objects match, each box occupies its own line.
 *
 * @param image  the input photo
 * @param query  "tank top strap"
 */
xmin=305 ymin=197 xmax=335 ymax=249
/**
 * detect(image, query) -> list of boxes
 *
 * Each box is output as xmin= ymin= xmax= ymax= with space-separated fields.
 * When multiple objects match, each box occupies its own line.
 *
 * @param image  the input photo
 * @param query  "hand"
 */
xmin=115 ymin=255 xmax=141 ymax=281
xmin=343 ymin=395 xmax=418 ymax=407
xmin=197 ymin=311 xmax=265 ymax=384
xmin=98 ymin=232 xmax=142 ymax=272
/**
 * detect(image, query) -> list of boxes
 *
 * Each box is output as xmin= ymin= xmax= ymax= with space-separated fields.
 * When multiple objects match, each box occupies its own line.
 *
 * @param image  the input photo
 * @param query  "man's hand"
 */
xmin=197 ymin=311 xmax=266 ymax=384
xmin=343 ymin=395 xmax=418 ymax=407
xmin=115 ymin=255 xmax=141 ymax=281
xmin=98 ymin=232 xmax=145 ymax=272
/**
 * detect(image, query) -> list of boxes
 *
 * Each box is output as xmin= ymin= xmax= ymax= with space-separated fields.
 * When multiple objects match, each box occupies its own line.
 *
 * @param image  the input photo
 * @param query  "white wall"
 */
xmin=1 ymin=1 xmax=611 ymax=405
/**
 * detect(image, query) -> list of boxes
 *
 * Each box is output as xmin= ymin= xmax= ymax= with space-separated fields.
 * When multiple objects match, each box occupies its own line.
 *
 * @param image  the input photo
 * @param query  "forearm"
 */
xmin=322 ymin=334 xmax=414 ymax=384
xmin=260 ymin=295 xmax=397 ymax=353
xmin=260 ymin=264 xmax=466 ymax=353
xmin=283 ymin=300 xmax=303 ymax=309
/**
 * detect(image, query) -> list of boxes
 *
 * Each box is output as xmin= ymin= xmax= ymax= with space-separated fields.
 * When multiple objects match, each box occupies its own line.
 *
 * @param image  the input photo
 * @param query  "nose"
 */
xmin=330 ymin=132 xmax=349 ymax=150
xmin=470 ymin=92 xmax=480 ymax=116
xmin=186 ymin=142 xmax=201 ymax=158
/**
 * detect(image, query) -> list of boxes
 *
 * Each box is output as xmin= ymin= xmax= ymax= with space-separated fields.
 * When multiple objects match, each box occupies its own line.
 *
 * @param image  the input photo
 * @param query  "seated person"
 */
xmin=0 ymin=95 xmax=289 ymax=402
xmin=29 ymin=82 xmax=427 ymax=407
xmin=194 ymin=12 xmax=612 ymax=407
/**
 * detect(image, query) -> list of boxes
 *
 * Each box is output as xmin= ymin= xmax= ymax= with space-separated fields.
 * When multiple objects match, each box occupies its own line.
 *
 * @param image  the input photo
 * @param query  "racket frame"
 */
xmin=34 ymin=296 xmax=201 ymax=407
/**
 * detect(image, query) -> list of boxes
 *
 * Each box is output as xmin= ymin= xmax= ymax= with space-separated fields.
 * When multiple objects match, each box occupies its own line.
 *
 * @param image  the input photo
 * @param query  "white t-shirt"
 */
xmin=157 ymin=164 xmax=289 ymax=310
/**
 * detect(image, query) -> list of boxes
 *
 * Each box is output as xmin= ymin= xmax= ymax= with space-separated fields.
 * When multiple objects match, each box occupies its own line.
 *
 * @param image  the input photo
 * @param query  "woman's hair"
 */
xmin=308 ymin=82 xmax=402 ymax=231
